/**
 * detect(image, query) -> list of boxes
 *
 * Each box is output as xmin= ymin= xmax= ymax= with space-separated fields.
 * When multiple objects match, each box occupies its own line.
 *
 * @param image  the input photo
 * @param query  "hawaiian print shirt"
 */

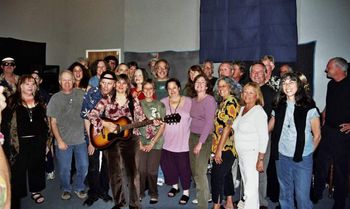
xmin=212 ymin=94 xmax=240 ymax=156
xmin=80 ymin=86 xmax=103 ymax=119
xmin=88 ymin=95 xmax=143 ymax=136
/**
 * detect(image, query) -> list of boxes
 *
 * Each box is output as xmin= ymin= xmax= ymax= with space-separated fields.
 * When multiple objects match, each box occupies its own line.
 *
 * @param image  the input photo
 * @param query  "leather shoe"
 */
xmin=83 ymin=196 xmax=98 ymax=206
xmin=98 ymin=193 xmax=113 ymax=202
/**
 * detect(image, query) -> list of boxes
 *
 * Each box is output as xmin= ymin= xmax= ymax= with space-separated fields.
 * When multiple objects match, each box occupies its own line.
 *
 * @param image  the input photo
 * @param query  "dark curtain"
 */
xmin=0 ymin=37 xmax=46 ymax=75
xmin=296 ymin=41 xmax=316 ymax=96
xmin=200 ymin=0 xmax=297 ymax=63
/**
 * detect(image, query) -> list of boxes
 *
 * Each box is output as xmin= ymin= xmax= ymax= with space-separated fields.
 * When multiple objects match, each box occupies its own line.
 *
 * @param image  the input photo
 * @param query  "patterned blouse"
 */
xmin=80 ymin=86 xmax=103 ymax=119
xmin=212 ymin=94 xmax=240 ymax=156
xmin=267 ymin=75 xmax=281 ymax=92
xmin=0 ymin=73 xmax=19 ymax=98
xmin=88 ymin=94 xmax=144 ymax=136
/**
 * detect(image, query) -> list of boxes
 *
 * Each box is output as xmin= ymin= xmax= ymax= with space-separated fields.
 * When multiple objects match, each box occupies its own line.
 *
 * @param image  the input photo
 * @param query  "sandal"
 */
xmin=167 ymin=188 xmax=180 ymax=197
xmin=31 ymin=192 xmax=45 ymax=204
xmin=178 ymin=194 xmax=189 ymax=205
xmin=149 ymin=197 xmax=158 ymax=204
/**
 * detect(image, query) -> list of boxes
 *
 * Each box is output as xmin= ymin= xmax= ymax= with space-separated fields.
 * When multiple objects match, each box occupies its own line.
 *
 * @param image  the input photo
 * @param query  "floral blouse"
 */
xmin=88 ymin=95 xmax=144 ymax=136
xmin=212 ymin=94 xmax=240 ymax=156
xmin=0 ymin=73 xmax=19 ymax=98
xmin=80 ymin=86 xmax=103 ymax=119
xmin=267 ymin=75 xmax=280 ymax=92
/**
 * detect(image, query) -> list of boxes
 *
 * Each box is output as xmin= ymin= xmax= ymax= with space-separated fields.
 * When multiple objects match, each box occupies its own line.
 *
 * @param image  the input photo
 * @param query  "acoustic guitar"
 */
xmin=90 ymin=113 xmax=181 ymax=149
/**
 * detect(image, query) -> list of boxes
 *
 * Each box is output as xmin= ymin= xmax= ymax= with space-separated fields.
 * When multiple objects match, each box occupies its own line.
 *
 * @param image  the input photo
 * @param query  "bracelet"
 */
xmin=258 ymin=158 xmax=264 ymax=161
xmin=0 ymin=132 xmax=4 ymax=145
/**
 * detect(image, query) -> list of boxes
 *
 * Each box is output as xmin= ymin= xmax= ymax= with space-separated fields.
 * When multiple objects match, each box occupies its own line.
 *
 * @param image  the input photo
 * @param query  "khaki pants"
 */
xmin=189 ymin=133 xmax=212 ymax=209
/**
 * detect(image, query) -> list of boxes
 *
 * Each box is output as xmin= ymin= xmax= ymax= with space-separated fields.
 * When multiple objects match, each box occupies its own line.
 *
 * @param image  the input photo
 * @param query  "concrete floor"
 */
xmin=20 ymin=173 xmax=349 ymax=209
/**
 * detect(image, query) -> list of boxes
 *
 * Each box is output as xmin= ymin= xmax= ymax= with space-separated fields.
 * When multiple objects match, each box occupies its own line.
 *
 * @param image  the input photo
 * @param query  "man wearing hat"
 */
xmin=0 ymin=57 xmax=19 ymax=97
xmin=80 ymin=71 xmax=116 ymax=206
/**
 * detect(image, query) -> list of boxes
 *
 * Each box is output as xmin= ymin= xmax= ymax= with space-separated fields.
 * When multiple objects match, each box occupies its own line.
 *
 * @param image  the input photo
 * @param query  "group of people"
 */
xmin=0 ymin=55 xmax=349 ymax=209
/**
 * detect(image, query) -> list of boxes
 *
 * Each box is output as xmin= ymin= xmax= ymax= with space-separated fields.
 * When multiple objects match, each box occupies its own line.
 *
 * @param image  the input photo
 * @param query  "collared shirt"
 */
xmin=88 ymin=95 xmax=143 ymax=136
xmin=80 ymin=86 xmax=103 ymax=119
xmin=212 ymin=95 xmax=240 ymax=156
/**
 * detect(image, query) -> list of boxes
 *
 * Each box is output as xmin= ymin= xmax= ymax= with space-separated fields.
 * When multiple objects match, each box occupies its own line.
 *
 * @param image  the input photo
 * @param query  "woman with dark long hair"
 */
xmin=88 ymin=74 xmax=144 ymax=209
xmin=182 ymin=65 xmax=203 ymax=98
xmin=68 ymin=62 xmax=90 ymax=91
xmin=269 ymin=72 xmax=321 ymax=209
xmin=1 ymin=75 xmax=49 ymax=208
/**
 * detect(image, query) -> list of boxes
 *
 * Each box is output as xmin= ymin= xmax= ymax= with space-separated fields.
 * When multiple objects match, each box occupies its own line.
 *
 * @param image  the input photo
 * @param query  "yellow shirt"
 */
xmin=212 ymin=95 xmax=240 ymax=156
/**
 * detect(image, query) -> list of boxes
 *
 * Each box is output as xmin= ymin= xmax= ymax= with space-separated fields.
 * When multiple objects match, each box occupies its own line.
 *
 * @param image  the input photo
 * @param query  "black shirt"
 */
xmin=16 ymin=104 xmax=48 ymax=137
xmin=325 ymin=76 xmax=350 ymax=128
xmin=260 ymin=84 xmax=276 ymax=120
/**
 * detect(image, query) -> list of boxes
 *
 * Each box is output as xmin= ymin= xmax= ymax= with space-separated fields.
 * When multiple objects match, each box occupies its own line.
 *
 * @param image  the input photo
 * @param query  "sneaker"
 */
xmin=47 ymin=171 xmax=55 ymax=180
xmin=61 ymin=191 xmax=71 ymax=200
xmin=157 ymin=178 xmax=164 ymax=186
xmin=237 ymin=199 xmax=245 ymax=209
xmin=74 ymin=191 xmax=87 ymax=199
xmin=192 ymin=198 xmax=212 ymax=204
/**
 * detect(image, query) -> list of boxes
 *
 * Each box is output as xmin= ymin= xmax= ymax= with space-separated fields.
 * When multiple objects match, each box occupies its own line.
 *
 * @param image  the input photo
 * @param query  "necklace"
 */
xmin=242 ymin=105 xmax=254 ymax=116
xmin=23 ymin=103 xmax=33 ymax=122
xmin=286 ymin=113 xmax=294 ymax=128
xmin=169 ymin=96 xmax=181 ymax=114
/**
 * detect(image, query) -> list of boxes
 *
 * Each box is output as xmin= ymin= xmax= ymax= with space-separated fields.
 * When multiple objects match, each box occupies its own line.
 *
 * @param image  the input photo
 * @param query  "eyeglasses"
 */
xmin=282 ymin=80 xmax=297 ymax=87
xmin=2 ymin=62 xmax=15 ymax=67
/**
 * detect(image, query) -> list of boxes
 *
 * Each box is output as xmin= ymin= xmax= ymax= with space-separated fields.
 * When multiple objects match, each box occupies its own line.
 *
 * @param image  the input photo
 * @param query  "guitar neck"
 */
xmin=120 ymin=119 xmax=153 ymax=131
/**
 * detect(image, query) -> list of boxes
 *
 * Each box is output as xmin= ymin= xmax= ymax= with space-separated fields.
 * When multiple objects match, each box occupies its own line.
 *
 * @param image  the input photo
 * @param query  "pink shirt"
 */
xmin=161 ymin=96 xmax=192 ymax=152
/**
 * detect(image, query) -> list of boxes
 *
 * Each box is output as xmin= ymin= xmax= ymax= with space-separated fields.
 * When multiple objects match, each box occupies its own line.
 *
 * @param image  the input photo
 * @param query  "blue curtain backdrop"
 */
xmin=200 ymin=0 xmax=297 ymax=63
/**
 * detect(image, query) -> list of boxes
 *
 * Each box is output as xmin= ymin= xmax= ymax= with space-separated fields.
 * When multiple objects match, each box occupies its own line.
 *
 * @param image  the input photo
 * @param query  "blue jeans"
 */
xmin=276 ymin=153 xmax=313 ymax=209
xmin=55 ymin=143 xmax=88 ymax=192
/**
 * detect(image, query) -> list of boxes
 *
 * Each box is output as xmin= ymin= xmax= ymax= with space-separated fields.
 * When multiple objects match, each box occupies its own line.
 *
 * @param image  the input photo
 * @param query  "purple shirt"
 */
xmin=161 ymin=96 xmax=192 ymax=152
xmin=190 ymin=95 xmax=217 ymax=143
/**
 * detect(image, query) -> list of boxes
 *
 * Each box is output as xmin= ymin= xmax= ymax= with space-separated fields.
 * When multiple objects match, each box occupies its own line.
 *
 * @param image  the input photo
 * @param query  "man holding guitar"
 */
xmin=80 ymin=71 xmax=116 ymax=206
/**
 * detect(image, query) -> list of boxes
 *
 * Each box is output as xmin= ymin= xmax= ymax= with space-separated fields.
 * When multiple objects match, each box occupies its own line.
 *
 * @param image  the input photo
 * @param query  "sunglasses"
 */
xmin=2 ymin=62 xmax=16 ymax=67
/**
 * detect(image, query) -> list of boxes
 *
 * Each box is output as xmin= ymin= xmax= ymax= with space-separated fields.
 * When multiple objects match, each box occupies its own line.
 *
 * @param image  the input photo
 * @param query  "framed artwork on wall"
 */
xmin=85 ymin=48 xmax=121 ymax=65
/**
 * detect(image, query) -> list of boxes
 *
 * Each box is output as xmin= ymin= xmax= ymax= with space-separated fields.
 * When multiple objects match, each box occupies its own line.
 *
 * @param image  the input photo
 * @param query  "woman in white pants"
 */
xmin=232 ymin=82 xmax=269 ymax=209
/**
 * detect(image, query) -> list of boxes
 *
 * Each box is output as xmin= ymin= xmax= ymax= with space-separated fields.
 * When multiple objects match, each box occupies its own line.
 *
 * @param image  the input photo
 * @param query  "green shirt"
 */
xmin=139 ymin=100 xmax=166 ymax=150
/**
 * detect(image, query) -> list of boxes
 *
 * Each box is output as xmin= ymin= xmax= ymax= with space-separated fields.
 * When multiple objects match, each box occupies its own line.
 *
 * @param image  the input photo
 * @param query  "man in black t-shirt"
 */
xmin=313 ymin=57 xmax=350 ymax=209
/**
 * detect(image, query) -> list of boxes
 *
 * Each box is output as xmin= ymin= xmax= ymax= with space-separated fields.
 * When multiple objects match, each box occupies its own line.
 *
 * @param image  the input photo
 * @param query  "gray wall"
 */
xmin=1 ymin=0 xmax=349 ymax=108
xmin=0 ymin=0 xmax=124 ymax=68
xmin=124 ymin=0 xmax=199 ymax=52
xmin=297 ymin=0 xmax=350 ymax=108
xmin=0 ymin=0 xmax=69 ymax=67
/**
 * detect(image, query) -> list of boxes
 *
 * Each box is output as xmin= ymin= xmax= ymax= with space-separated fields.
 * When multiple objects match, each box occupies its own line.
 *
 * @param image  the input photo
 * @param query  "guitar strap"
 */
xmin=127 ymin=94 xmax=135 ymax=120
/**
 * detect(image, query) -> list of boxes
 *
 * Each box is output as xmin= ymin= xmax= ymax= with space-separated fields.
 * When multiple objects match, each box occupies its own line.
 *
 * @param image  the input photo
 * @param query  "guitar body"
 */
xmin=90 ymin=113 xmax=181 ymax=150
xmin=90 ymin=116 xmax=132 ymax=150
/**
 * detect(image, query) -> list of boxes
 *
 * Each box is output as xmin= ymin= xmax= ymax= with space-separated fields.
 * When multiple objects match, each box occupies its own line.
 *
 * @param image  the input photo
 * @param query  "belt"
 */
xmin=19 ymin=135 xmax=36 ymax=138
